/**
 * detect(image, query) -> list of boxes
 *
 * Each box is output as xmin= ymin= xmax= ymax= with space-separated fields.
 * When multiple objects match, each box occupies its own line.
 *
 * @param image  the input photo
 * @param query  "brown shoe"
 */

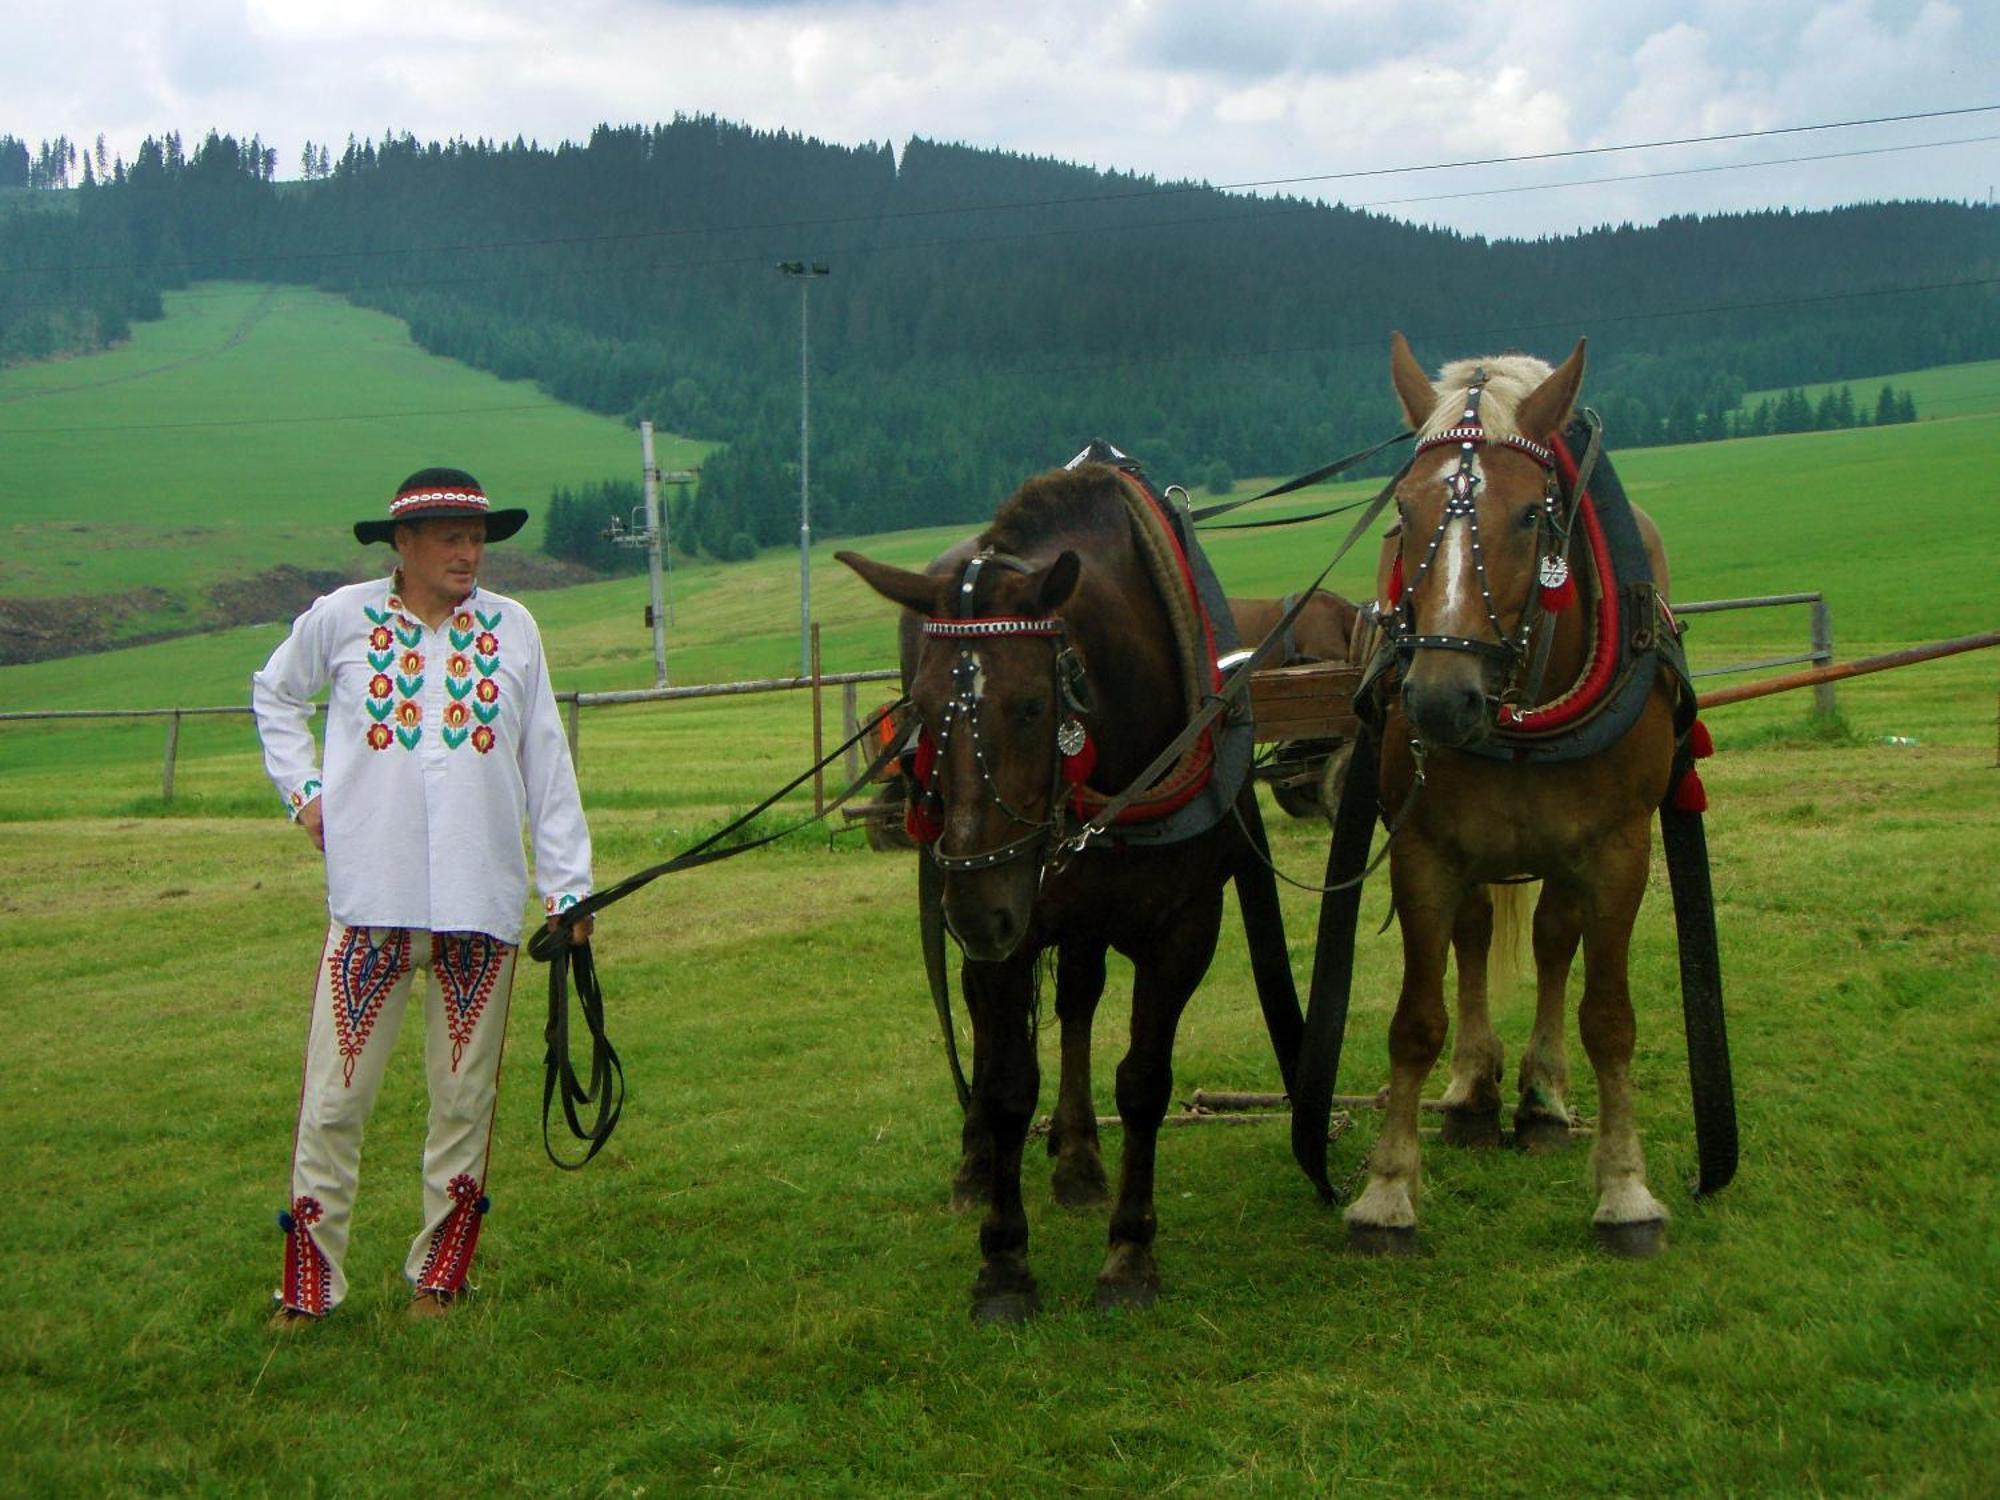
xmin=268 ymin=1306 xmax=320 ymax=1331
xmin=407 ymin=1290 xmax=454 ymax=1321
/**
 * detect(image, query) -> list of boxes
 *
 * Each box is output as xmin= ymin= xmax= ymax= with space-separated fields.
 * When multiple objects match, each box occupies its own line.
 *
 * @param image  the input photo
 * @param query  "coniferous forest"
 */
xmin=3 ymin=120 xmax=1996 ymax=560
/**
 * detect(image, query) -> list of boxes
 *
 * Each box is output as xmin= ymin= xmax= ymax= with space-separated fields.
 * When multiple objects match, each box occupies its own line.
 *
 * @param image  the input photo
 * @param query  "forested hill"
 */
xmin=4 ymin=120 xmax=1997 ymax=554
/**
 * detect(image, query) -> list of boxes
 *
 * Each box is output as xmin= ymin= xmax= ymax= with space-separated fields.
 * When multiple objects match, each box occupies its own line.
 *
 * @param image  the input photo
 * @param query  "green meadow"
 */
xmin=1742 ymin=355 xmax=2000 ymax=423
xmin=0 ymin=282 xmax=705 ymax=644
xmin=2 ymin=288 xmax=1997 ymax=1494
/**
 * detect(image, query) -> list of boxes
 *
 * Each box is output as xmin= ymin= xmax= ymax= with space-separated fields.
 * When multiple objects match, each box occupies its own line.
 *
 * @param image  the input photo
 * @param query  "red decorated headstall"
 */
xmin=906 ymin=608 xmax=1097 ymax=864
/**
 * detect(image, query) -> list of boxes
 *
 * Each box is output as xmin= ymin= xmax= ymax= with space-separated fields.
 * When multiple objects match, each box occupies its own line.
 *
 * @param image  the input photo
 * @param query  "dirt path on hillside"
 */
xmin=0 ymin=286 xmax=280 ymax=406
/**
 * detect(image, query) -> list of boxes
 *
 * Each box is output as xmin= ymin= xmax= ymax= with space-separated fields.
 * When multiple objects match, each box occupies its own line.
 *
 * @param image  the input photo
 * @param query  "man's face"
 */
xmin=395 ymin=516 xmax=487 ymax=603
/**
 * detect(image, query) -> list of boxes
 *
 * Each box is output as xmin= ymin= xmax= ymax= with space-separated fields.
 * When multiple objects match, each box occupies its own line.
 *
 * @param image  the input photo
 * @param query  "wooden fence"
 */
xmin=6 ymin=594 xmax=1994 ymax=805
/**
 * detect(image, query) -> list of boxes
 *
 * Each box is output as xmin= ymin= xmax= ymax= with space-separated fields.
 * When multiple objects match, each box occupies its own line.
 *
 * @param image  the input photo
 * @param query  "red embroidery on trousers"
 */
xmin=282 ymin=1196 xmax=331 ymax=1315
xmin=416 ymin=1173 xmax=487 ymax=1294
xmin=328 ymin=927 xmax=413 ymax=1087
xmin=432 ymin=933 xmax=509 ymax=1072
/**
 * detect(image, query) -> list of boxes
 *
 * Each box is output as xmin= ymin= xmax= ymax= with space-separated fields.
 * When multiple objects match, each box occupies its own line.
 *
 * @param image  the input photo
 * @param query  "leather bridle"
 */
xmin=909 ymin=550 xmax=1095 ymax=876
xmin=1387 ymin=375 xmax=1581 ymax=710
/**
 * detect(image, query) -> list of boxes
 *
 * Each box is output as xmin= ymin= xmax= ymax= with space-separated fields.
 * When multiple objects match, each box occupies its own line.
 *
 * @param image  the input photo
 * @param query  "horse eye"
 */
xmin=1015 ymin=697 xmax=1047 ymax=727
xmin=1518 ymin=506 xmax=1544 ymax=532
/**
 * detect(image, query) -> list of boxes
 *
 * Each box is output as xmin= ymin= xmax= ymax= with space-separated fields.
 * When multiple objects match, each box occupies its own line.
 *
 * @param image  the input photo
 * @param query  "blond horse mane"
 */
xmin=1418 ymin=354 xmax=1556 ymax=445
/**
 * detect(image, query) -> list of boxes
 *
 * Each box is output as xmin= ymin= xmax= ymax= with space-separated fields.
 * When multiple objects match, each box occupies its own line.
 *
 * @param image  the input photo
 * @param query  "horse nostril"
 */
xmin=987 ymin=908 xmax=1018 ymax=951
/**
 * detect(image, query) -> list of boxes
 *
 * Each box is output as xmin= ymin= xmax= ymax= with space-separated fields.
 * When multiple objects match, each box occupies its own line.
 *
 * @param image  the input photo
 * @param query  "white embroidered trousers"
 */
xmin=277 ymin=923 xmax=519 ymax=1315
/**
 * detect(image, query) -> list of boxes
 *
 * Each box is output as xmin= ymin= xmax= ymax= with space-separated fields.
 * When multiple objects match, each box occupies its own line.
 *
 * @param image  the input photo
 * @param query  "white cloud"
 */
xmin=2 ymin=0 xmax=1993 ymax=237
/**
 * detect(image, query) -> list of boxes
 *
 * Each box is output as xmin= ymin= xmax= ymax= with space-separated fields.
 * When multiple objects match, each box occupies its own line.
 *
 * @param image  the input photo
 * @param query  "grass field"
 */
xmin=2 ymin=290 xmax=1998 ymax=1494
xmin=1741 ymin=356 xmax=2000 ymax=423
xmin=0 ymin=282 xmax=706 ymax=645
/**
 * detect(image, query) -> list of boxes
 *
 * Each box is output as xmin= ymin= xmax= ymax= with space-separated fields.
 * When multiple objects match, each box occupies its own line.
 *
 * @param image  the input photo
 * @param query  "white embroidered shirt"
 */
xmin=252 ymin=577 xmax=592 ymax=946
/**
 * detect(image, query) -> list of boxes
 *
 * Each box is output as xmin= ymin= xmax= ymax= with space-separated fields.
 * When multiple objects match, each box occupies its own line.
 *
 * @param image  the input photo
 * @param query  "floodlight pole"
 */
xmin=639 ymin=420 xmax=669 ymax=687
xmin=779 ymin=260 xmax=829 ymax=679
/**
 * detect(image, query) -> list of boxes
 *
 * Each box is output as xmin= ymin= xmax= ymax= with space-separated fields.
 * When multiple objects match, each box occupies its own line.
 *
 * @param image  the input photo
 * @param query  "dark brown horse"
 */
xmin=1344 ymin=334 xmax=1683 ymax=1257
xmin=838 ymin=463 xmax=1269 ymax=1320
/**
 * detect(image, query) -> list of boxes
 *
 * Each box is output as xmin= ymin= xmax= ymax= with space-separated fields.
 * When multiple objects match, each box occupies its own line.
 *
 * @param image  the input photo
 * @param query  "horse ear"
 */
xmin=836 ymin=550 xmax=945 ymax=615
xmin=1030 ymin=551 xmax=1081 ymax=614
xmin=1390 ymin=331 xmax=1436 ymax=431
xmin=1515 ymin=337 xmax=1588 ymax=442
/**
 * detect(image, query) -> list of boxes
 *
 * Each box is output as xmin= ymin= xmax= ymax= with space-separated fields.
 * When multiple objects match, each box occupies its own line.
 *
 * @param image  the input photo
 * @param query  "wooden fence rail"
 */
xmin=7 ymin=596 xmax=1989 ymax=805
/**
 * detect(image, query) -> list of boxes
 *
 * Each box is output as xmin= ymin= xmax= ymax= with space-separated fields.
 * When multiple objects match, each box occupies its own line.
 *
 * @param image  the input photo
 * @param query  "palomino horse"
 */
xmin=1343 ymin=333 xmax=1686 ymax=1258
xmin=838 ymin=463 xmax=1273 ymax=1320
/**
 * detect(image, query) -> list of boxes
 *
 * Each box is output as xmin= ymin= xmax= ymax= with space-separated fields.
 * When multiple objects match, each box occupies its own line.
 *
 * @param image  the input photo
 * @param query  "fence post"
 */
xmin=564 ymin=695 xmax=580 ymax=765
xmin=162 ymin=711 xmax=181 ymax=804
xmin=1809 ymin=599 xmax=1836 ymax=718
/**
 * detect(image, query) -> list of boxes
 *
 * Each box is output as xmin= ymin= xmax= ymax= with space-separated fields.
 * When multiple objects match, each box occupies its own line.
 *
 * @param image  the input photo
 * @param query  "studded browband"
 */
xmin=1413 ymin=425 xmax=1555 ymax=468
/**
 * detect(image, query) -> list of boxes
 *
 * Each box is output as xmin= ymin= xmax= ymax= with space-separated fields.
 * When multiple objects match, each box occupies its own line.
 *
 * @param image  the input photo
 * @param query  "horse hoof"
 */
xmin=1093 ymin=1278 xmax=1159 ymax=1312
xmin=1594 ymin=1218 xmax=1666 ymax=1260
xmin=1439 ymin=1105 xmax=1503 ymax=1149
xmin=1513 ymin=1113 xmax=1574 ymax=1155
xmin=971 ymin=1288 xmax=1041 ymax=1324
xmin=1051 ymin=1162 xmax=1110 ymax=1209
xmin=1346 ymin=1222 xmax=1419 ymax=1257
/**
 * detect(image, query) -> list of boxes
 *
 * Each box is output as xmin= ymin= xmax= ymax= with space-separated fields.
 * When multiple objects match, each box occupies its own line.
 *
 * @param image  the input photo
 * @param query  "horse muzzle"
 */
xmin=1402 ymin=674 xmax=1492 ymax=750
xmin=940 ymin=863 xmax=1039 ymax=962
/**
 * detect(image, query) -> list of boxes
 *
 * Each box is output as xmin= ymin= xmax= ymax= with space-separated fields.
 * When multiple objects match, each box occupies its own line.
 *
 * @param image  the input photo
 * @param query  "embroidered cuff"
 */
xmin=284 ymin=778 xmax=323 ymax=821
xmin=543 ymin=891 xmax=589 ymax=916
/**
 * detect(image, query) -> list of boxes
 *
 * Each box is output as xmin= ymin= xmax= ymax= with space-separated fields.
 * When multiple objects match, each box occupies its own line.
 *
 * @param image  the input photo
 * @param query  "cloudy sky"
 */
xmin=8 ymin=0 xmax=1997 ymax=238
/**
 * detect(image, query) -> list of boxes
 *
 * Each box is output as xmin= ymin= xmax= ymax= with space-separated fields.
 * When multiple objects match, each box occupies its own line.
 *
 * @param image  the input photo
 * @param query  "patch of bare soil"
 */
xmin=2 ymin=555 xmax=610 ymax=666
xmin=205 ymin=566 xmax=357 ymax=627
xmin=0 ymin=588 xmax=177 ymax=666
xmin=474 ymin=552 xmax=604 ymax=592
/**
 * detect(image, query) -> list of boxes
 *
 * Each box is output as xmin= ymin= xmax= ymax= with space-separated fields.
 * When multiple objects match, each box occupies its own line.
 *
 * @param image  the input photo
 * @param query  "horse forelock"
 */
xmin=981 ymin=465 xmax=1127 ymax=558
xmin=1421 ymin=353 xmax=1555 ymax=443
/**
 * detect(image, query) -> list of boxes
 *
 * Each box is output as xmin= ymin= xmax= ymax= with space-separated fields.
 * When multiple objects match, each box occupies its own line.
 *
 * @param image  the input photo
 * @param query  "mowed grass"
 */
xmin=0 ymin=282 xmax=706 ymax=639
xmin=1 ymin=667 xmax=1996 ymax=1494
xmin=2 ymin=298 xmax=1998 ymax=1491
xmin=1742 ymin=355 xmax=2000 ymax=423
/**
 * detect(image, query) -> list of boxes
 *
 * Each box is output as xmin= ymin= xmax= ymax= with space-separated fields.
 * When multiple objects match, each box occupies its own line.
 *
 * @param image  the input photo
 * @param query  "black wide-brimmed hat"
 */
xmin=354 ymin=467 xmax=530 ymax=546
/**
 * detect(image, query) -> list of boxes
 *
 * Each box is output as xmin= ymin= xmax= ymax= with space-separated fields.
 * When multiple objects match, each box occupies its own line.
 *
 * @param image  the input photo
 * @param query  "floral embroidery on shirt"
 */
xmin=362 ymin=596 xmax=426 ymax=750
xmin=442 ymin=607 xmax=502 ymax=752
xmin=285 ymin=777 xmax=322 ymax=816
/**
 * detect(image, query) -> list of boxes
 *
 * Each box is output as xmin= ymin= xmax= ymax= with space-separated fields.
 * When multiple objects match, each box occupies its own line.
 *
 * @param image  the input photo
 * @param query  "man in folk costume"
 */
xmin=252 ymin=468 xmax=594 ymax=1326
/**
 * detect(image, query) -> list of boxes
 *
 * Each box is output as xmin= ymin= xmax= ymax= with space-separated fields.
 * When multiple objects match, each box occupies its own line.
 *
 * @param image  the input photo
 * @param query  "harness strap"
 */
xmin=1517 ymin=412 xmax=1604 ymax=709
xmin=1063 ymin=463 xmax=1409 ymax=851
xmin=1188 ymin=428 xmax=1412 ymax=524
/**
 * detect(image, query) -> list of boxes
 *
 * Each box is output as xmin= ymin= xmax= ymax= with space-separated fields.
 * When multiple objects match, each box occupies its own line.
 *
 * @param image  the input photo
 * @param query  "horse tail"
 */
xmin=1485 ymin=880 xmax=1533 ymax=998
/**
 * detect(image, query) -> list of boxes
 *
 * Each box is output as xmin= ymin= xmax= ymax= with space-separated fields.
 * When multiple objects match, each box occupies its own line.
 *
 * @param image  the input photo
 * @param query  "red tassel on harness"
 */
xmin=1537 ymin=554 xmax=1576 ymax=612
xmin=1687 ymin=718 xmax=1714 ymax=758
xmin=1060 ymin=729 xmax=1096 ymax=787
xmin=1386 ymin=554 xmax=1405 ymax=607
xmin=903 ymin=730 xmax=942 ymax=844
xmin=1671 ymin=765 xmax=1708 ymax=813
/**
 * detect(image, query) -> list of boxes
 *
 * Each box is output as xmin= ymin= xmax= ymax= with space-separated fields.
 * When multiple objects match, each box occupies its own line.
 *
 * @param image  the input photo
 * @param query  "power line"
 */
xmin=5 ymin=103 xmax=1995 ymax=280
xmin=4 ymin=274 xmax=1994 ymax=436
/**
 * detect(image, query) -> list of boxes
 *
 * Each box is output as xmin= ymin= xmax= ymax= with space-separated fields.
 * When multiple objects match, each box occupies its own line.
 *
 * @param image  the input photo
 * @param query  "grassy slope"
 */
xmin=1740 ymin=355 xmax=2000 ymax=422
xmin=0 ymin=282 xmax=705 ymax=638
xmin=1 ymin=294 xmax=1997 ymax=1494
